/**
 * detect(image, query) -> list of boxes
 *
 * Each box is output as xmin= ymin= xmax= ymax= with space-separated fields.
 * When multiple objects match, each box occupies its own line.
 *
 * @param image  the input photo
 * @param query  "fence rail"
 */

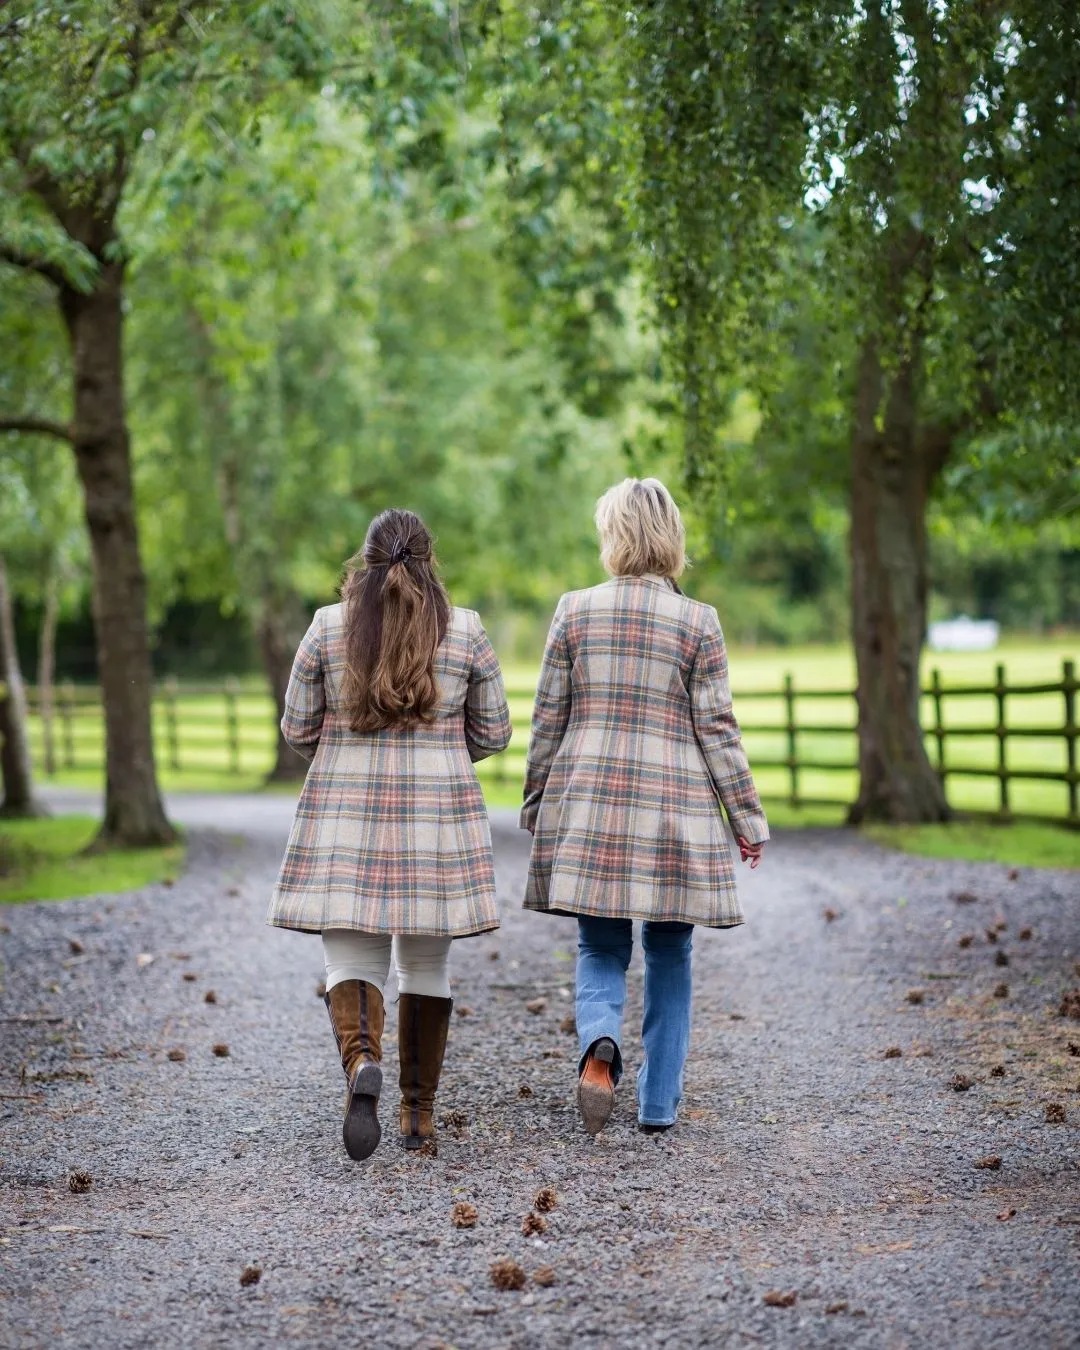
xmin=23 ymin=658 xmax=1079 ymax=825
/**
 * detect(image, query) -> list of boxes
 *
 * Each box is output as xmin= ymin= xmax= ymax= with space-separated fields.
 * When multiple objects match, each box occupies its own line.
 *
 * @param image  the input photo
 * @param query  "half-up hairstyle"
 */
xmin=339 ymin=509 xmax=452 ymax=732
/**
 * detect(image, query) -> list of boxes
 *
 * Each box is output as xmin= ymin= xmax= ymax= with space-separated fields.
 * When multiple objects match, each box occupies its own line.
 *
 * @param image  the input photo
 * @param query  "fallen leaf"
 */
xmin=451 ymin=1201 xmax=478 ymax=1229
xmin=525 ymin=998 xmax=547 ymax=1015
xmin=763 ymin=1290 xmax=797 ymax=1308
xmin=534 ymin=1265 xmax=556 ymax=1287
xmin=239 ymin=1266 xmax=261 ymax=1287
xmin=490 ymin=1259 xmax=526 ymax=1291
xmin=974 ymin=1154 xmax=1002 ymax=1170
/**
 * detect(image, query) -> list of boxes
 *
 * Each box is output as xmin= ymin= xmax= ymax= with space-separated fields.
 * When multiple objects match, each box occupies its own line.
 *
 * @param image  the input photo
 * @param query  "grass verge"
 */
xmin=0 ymin=816 xmax=185 ymax=905
xmin=862 ymin=819 xmax=1080 ymax=869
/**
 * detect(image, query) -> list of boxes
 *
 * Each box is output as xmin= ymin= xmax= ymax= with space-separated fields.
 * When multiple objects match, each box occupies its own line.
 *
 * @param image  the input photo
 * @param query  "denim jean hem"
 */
xmin=638 ymin=1108 xmax=678 ymax=1127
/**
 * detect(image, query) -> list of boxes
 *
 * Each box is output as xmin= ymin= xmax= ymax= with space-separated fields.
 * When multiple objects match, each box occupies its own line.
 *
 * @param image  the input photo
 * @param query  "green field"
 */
xmin=0 ymin=816 xmax=185 ymax=905
xmin=25 ymin=637 xmax=1078 ymax=822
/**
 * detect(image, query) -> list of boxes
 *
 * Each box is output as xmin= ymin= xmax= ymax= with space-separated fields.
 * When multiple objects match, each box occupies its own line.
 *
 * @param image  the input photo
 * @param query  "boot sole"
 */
xmin=342 ymin=1062 xmax=382 ymax=1161
xmin=577 ymin=1038 xmax=616 ymax=1136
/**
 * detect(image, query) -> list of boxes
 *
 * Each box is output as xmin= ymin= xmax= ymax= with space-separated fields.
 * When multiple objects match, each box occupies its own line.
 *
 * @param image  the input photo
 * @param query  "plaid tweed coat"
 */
xmin=521 ymin=575 xmax=768 ymax=928
xmin=267 ymin=603 xmax=511 ymax=936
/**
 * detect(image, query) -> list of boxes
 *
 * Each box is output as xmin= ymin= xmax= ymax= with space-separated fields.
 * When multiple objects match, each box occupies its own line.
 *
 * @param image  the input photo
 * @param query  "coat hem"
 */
xmin=266 ymin=916 xmax=500 ymax=938
xmin=522 ymin=900 xmax=744 ymax=930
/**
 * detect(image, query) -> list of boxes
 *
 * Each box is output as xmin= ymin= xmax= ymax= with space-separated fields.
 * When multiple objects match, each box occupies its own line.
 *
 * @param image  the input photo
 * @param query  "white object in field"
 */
xmin=927 ymin=616 xmax=1000 ymax=652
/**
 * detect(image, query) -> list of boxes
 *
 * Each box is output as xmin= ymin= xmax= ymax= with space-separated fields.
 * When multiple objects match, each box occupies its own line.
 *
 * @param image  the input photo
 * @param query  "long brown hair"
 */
xmin=339 ymin=509 xmax=451 ymax=732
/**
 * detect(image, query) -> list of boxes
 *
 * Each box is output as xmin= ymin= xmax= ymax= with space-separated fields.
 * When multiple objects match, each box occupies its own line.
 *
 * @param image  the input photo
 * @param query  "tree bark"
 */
xmin=59 ymin=268 xmax=175 ymax=845
xmin=848 ymin=340 xmax=951 ymax=824
xmin=38 ymin=565 xmax=59 ymax=777
xmin=256 ymin=592 xmax=310 ymax=783
xmin=0 ymin=555 xmax=49 ymax=818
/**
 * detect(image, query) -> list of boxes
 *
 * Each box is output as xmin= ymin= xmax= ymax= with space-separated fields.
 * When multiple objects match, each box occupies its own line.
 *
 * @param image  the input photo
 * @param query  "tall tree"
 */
xmin=0 ymin=553 xmax=47 ymax=818
xmin=0 ymin=1 xmax=339 ymax=841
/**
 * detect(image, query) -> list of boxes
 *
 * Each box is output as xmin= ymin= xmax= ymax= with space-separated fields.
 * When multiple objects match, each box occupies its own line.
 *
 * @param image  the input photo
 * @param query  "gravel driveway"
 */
xmin=1 ymin=794 xmax=1077 ymax=1349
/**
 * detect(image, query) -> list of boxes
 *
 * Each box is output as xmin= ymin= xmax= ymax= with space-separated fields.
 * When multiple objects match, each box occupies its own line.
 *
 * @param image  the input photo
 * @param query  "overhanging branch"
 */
xmin=0 ymin=416 xmax=74 ymax=443
xmin=0 ymin=242 xmax=68 ymax=289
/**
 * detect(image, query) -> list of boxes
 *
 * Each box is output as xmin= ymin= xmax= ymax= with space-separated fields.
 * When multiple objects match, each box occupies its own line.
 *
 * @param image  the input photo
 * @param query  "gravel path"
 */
xmin=1 ymin=795 xmax=1078 ymax=1348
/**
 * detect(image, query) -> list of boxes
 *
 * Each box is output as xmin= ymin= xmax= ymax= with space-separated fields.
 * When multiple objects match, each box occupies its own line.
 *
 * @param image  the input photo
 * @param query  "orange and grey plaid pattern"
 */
xmin=521 ymin=576 xmax=769 ymax=929
xmin=267 ymin=604 xmax=510 ymax=937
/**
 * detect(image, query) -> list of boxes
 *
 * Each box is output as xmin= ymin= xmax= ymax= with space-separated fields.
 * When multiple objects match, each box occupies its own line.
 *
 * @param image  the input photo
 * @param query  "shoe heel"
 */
xmin=343 ymin=1062 xmax=382 ymax=1162
xmin=351 ymin=1061 xmax=382 ymax=1098
xmin=593 ymin=1038 xmax=616 ymax=1065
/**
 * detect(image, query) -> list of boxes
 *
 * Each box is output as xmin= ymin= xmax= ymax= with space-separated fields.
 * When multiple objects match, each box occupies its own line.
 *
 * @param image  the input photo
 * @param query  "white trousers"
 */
xmin=322 ymin=929 xmax=453 ymax=1000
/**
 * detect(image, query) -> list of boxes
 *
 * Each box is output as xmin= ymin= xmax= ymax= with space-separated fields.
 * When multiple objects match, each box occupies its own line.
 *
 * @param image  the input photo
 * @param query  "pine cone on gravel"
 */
xmin=212 ymin=1043 xmax=230 ymax=1058
xmin=1018 ymin=927 xmax=1033 ymax=940
xmin=67 ymin=1170 xmax=92 ymax=1194
xmin=883 ymin=1047 xmax=903 ymax=1059
xmin=534 ymin=1186 xmax=558 ymax=1213
xmin=990 ymin=1065 xmax=1006 ymax=1077
xmin=490 ymin=1259 xmax=526 ymax=1291
xmin=763 ymin=1290 xmax=797 ymax=1308
xmin=906 ymin=989 xmax=924 ymax=1005
xmin=521 ymin=1212 xmax=548 ymax=1237
xmin=1044 ymin=1102 xmax=1066 ymax=1124
xmin=993 ymin=982 xmax=1009 ymax=998
xmin=451 ymin=1202 xmax=478 ymax=1229
xmin=417 ymin=1139 xmax=438 ymax=1158
xmin=534 ymin=1266 xmax=556 ymax=1287
xmin=950 ymin=1074 xmax=974 ymax=1092
xmin=995 ymin=951 xmax=1009 ymax=967
xmin=239 ymin=1266 xmax=261 ymax=1287
xmin=957 ymin=934 xmax=974 ymax=948
xmin=559 ymin=1015 xmax=576 ymax=1035
xmin=204 ymin=990 xmax=217 ymax=1004
xmin=167 ymin=1048 xmax=186 ymax=1062
xmin=182 ymin=971 xmax=198 ymax=981
xmin=1058 ymin=990 xmax=1080 ymax=1020
xmin=974 ymin=1155 xmax=1002 ymax=1170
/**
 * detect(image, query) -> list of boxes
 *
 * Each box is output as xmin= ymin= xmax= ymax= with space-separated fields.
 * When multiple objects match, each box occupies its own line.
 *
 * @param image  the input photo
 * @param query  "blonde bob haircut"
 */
xmin=595 ymin=477 xmax=686 ymax=580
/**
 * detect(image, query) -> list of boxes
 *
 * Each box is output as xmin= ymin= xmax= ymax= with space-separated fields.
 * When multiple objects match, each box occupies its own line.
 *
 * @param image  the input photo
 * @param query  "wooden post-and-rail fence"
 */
xmin=21 ymin=659 xmax=1079 ymax=826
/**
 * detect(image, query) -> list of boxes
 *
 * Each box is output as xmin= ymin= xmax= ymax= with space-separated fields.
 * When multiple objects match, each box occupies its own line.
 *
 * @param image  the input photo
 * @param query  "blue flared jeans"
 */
xmin=575 ymin=916 xmax=694 ymax=1127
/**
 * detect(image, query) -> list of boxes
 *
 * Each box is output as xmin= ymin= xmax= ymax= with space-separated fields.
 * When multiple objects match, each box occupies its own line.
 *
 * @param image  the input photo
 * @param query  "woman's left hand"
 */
xmin=738 ymin=836 xmax=764 ymax=869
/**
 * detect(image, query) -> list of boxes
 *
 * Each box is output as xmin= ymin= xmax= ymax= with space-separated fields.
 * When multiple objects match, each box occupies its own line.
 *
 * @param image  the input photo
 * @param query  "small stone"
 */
xmin=957 ymin=934 xmax=974 ymax=948
xmin=204 ymin=990 xmax=217 ymax=1004
xmin=763 ymin=1290 xmax=797 ymax=1308
xmin=995 ymin=950 xmax=1009 ymax=967
xmin=974 ymin=1154 xmax=1002 ymax=1170
xmin=950 ymin=1073 xmax=974 ymax=1092
xmin=212 ymin=1043 xmax=230 ymax=1058
xmin=518 ymin=1083 xmax=534 ymax=1099
xmin=825 ymin=1301 xmax=848 ymax=1315
xmin=490 ymin=1258 xmax=526 ymax=1291
xmin=525 ymin=998 xmax=547 ymax=1015
xmin=906 ymin=989 xmax=924 ymax=1005
xmin=993 ymin=982 xmax=1009 ymax=999
xmin=1018 ymin=927 xmax=1033 ymax=941
xmin=990 ymin=1064 xmax=1006 ymax=1077
xmin=136 ymin=953 xmax=155 ymax=968
xmin=239 ymin=1266 xmax=261 ymax=1287
xmin=884 ymin=1047 xmax=903 ymax=1059
xmin=534 ymin=1186 xmax=558 ymax=1213
xmin=521 ymin=1211 xmax=548 ymax=1237
xmin=167 ymin=1048 xmax=186 ymax=1063
xmin=68 ymin=938 xmax=85 ymax=955
xmin=182 ymin=972 xmax=197 ymax=982
xmin=1044 ymin=1102 xmax=1066 ymax=1124
xmin=451 ymin=1201 xmax=478 ymax=1229
xmin=534 ymin=1265 xmax=556 ymax=1287
xmin=997 ymin=1207 xmax=1017 ymax=1221
xmin=67 ymin=1169 xmax=92 ymax=1194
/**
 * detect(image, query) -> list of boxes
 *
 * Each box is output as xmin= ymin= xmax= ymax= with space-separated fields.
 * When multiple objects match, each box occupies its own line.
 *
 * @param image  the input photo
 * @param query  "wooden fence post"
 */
xmin=931 ymin=667 xmax=946 ymax=786
xmin=783 ymin=673 xmax=798 ymax=807
xmin=225 ymin=677 xmax=240 ymax=774
xmin=995 ymin=662 xmax=1009 ymax=817
xmin=1064 ymin=658 xmax=1078 ymax=824
xmin=164 ymin=677 xmax=180 ymax=771
xmin=61 ymin=680 xmax=76 ymax=769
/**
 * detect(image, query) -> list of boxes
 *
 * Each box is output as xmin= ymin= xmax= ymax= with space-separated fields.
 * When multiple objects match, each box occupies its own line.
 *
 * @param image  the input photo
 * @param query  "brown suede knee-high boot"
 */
xmin=325 ymin=980 xmax=385 ymax=1160
xmin=398 ymin=992 xmax=452 ymax=1150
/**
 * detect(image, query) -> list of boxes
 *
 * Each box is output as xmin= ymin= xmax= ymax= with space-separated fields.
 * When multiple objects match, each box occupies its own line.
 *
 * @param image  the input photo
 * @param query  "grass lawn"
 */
xmin=0 ymin=816 xmax=185 ymax=905
xmin=863 ymin=819 xmax=1080 ymax=870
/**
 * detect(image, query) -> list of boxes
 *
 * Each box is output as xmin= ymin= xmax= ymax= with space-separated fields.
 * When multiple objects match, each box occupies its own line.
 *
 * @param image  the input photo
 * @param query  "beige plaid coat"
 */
xmin=267 ymin=603 xmax=510 ymax=936
xmin=521 ymin=575 xmax=768 ymax=928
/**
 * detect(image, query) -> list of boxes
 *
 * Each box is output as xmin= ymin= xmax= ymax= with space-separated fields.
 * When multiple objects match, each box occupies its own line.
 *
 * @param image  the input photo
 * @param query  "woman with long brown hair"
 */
xmin=268 ymin=509 xmax=511 ymax=1160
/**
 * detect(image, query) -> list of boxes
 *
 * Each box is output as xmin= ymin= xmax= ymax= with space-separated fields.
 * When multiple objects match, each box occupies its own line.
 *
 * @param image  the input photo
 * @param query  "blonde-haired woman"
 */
xmin=522 ymin=478 xmax=767 ymax=1136
xmin=268 ymin=508 xmax=511 ymax=1160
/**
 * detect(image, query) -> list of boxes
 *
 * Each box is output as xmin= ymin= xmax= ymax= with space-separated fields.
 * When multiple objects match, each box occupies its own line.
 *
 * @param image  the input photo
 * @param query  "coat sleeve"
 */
xmin=689 ymin=608 xmax=769 ymax=845
xmin=520 ymin=597 xmax=572 ymax=832
xmin=280 ymin=609 xmax=326 ymax=764
xmin=464 ymin=611 xmax=512 ymax=763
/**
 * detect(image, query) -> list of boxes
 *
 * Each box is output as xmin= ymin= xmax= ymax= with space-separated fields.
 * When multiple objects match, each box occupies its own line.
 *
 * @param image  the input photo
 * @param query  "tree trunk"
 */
xmin=848 ymin=341 xmax=950 ymax=824
xmin=59 ymin=268 xmax=175 ymax=846
xmin=38 ymin=565 xmax=59 ymax=777
xmin=255 ymin=592 xmax=310 ymax=783
xmin=0 ymin=555 xmax=48 ymax=818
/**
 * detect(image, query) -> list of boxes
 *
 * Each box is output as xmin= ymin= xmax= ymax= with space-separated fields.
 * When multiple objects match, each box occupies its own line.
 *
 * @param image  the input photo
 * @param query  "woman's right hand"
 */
xmin=738 ymin=836 xmax=764 ymax=869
